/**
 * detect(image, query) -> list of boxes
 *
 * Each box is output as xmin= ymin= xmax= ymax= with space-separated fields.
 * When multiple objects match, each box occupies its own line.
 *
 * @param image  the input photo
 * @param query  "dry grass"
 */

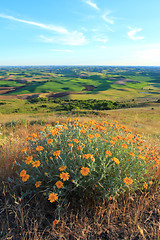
xmin=0 ymin=181 xmax=159 ymax=239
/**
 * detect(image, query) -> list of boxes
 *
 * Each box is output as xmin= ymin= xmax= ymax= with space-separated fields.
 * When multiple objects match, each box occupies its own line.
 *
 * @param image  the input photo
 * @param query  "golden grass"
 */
xmin=1 ymin=182 xmax=159 ymax=239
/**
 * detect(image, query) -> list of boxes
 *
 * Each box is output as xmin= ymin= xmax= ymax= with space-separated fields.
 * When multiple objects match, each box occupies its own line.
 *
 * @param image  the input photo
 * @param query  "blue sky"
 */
xmin=0 ymin=0 xmax=160 ymax=66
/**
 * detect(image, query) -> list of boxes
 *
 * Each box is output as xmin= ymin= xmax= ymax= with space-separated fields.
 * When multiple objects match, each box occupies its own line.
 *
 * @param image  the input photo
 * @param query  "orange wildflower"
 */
xmin=68 ymin=143 xmax=73 ymax=147
xmin=116 ymin=136 xmax=122 ymax=140
xmin=32 ymin=160 xmax=41 ymax=168
xmin=80 ymin=167 xmax=90 ymax=176
xmin=53 ymin=219 xmax=59 ymax=225
xmin=21 ymin=148 xmax=27 ymax=153
xmin=47 ymin=139 xmax=53 ymax=144
xmin=110 ymin=140 xmax=115 ymax=145
xmin=95 ymin=133 xmax=100 ymax=138
xmin=35 ymin=181 xmax=42 ymax=188
xmin=20 ymin=170 xmax=27 ymax=177
xmin=83 ymin=154 xmax=92 ymax=159
xmin=59 ymin=166 xmax=67 ymax=171
xmin=50 ymin=129 xmax=58 ymax=136
xmin=143 ymin=182 xmax=148 ymax=189
xmin=80 ymin=129 xmax=86 ymax=134
xmin=127 ymin=134 xmax=134 ymax=140
xmin=48 ymin=192 xmax=58 ymax=203
xmin=111 ymin=157 xmax=120 ymax=165
xmin=123 ymin=177 xmax=133 ymax=185
xmin=87 ymin=134 xmax=94 ymax=139
xmin=91 ymin=157 xmax=95 ymax=162
xmin=36 ymin=146 xmax=44 ymax=151
xmin=138 ymin=155 xmax=145 ymax=160
xmin=53 ymin=150 xmax=61 ymax=157
xmin=112 ymin=137 xmax=117 ymax=141
xmin=56 ymin=181 xmax=63 ymax=189
xmin=77 ymin=146 xmax=83 ymax=150
xmin=106 ymin=150 xmax=112 ymax=157
xmin=60 ymin=172 xmax=70 ymax=181
xmin=40 ymin=126 xmax=46 ymax=131
xmin=22 ymin=174 xmax=29 ymax=182
xmin=129 ymin=152 xmax=135 ymax=157
xmin=73 ymin=139 xmax=79 ymax=143
xmin=121 ymin=144 xmax=127 ymax=149
xmin=25 ymin=155 xmax=33 ymax=164
xmin=30 ymin=133 xmax=37 ymax=138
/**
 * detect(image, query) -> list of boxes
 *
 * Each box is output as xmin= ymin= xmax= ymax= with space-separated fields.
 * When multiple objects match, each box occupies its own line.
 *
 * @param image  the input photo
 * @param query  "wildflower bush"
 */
xmin=14 ymin=119 xmax=159 ymax=222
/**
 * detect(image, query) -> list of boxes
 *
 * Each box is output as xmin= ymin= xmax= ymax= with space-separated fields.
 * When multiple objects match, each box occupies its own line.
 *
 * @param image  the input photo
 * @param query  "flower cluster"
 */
xmin=18 ymin=118 xmax=159 ymax=223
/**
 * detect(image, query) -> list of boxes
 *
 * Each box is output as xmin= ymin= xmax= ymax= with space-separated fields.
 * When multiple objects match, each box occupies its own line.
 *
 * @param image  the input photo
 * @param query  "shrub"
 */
xmin=13 ymin=119 xmax=158 ymax=223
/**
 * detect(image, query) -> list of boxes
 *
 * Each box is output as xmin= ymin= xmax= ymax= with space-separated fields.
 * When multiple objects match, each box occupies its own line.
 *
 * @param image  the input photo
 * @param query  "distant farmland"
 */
xmin=0 ymin=66 xmax=160 ymax=101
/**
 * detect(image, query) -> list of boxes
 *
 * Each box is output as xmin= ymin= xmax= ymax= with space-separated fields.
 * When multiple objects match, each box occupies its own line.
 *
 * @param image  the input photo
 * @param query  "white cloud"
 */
xmin=40 ymin=31 xmax=87 ymax=46
xmin=102 ymin=11 xmax=114 ymax=24
xmin=94 ymin=37 xmax=108 ymax=44
xmin=0 ymin=13 xmax=68 ymax=34
xmin=0 ymin=13 xmax=88 ymax=46
xmin=51 ymin=49 xmax=74 ymax=53
xmin=128 ymin=27 xmax=144 ymax=40
xmin=40 ymin=35 xmax=55 ymax=43
xmin=83 ymin=0 xmax=99 ymax=10
xmin=61 ymin=31 xmax=88 ymax=46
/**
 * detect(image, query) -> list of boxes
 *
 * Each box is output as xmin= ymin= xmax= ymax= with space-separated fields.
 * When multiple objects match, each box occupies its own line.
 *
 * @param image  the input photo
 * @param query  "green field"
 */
xmin=0 ymin=66 xmax=160 ymax=101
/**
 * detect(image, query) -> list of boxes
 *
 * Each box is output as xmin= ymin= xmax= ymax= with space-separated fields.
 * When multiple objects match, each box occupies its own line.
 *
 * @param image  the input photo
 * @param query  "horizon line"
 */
xmin=0 ymin=64 xmax=160 ymax=67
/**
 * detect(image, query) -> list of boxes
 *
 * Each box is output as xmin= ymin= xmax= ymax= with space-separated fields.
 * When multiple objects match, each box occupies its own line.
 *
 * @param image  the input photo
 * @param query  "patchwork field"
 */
xmin=0 ymin=66 xmax=160 ymax=101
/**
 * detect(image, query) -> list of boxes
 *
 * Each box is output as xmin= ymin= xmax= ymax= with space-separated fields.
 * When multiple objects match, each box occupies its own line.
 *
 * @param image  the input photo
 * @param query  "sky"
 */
xmin=0 ymin=0 xmax=160 ymax=66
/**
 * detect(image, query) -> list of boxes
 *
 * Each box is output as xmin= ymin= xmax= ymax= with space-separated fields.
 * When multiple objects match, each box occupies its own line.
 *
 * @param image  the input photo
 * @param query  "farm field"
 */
xmin=0 ymin=66 xmax=160 ymax=240
xmin=0 ymin=66 xmax=160 ymax=101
